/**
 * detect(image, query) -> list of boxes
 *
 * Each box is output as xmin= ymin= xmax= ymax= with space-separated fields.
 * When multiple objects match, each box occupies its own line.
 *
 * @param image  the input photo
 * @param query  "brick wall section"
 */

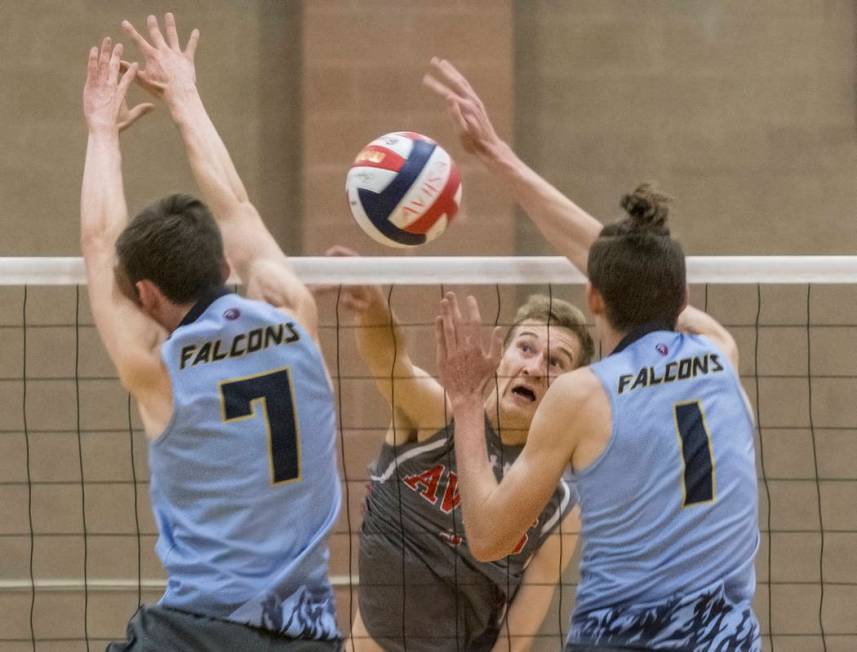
xmin=515 ymin=0 xmax=857 ymax=256
xmin=301 ymin=0 xmax=516 ymax=257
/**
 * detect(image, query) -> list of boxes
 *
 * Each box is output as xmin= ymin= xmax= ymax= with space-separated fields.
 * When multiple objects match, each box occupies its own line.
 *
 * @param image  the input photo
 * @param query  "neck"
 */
xmin=600 ymin=325 xmax=627 ymax=357
xmin=165 ymin=302 xmax=197 ymax=332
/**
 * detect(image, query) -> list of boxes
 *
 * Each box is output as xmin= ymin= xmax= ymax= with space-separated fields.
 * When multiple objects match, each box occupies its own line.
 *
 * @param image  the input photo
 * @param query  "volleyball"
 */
xmin=345 ymin=131 xmax=462 ymax=247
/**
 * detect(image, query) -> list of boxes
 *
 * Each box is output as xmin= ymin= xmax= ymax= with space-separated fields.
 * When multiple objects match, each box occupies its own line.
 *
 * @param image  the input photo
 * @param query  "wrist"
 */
xmin=87 ymin=124 xmax=120 ymax=140
xmin=479 ymin=138 xmax=515 ymax=172
xmin=450 ymin=391 xmax=484 ymax=412
xmin=166 ymin=83 xmax=203 ymax=118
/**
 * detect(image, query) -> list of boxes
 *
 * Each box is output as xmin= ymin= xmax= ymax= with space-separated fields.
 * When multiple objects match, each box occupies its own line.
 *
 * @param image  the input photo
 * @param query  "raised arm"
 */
xmin=435 ymin=293 xmax=582 ymax=560
xmin=81 ymin=38 xmax=164 ymax=393
xmin=425 ymin=59 xmax=737 ymax=349
xmin=321 ymin=247 xmax=448 ymax=440
xmin=677 ymin=305 xmax=739 ymax=369
xmin=121 ymin=13 xmax=318 ymax=337
xmin=423 ymin=58 xmax=601 ymax=275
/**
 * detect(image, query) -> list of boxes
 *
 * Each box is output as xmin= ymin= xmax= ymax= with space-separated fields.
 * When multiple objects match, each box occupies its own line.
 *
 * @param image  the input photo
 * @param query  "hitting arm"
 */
xmin=324 ymin=247 xmax=449 ymax=437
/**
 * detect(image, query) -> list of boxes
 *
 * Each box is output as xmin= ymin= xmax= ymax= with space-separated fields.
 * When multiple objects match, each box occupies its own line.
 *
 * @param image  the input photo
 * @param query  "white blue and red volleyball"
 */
xmin=346 ymin=132 xmax=462 ymax=248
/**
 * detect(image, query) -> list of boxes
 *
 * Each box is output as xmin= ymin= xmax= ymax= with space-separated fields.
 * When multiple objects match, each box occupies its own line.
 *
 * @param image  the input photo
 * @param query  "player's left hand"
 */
xmin=121 ymin=13 xmax=200 ymax=101
xmin=83 ymin=38 xmax=142 ymax=134
xmin=436 ymin=292 xmax=503 ymax=407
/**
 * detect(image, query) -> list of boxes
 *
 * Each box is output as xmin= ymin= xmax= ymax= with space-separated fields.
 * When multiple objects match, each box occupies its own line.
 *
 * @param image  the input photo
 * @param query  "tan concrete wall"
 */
xmin=0 ymin=0 xmax=299 ymax=256
xmin=301 ymin=0 xmax=516 ymax=256
xmin=515 ymin=0 xmax=857 ymax=255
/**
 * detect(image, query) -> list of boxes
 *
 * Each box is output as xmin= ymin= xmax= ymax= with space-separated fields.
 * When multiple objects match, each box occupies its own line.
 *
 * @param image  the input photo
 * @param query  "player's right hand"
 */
xmin=436 ymin=292 xmax=503 ymax=406
xmin=83 ymin=38 xmax=141 ymax=134
xmin=423 ymin=57 xmax=503 ymax=161
xmin=312 ymin=245 xmax=388 ymax=316
xmin=120 ymin=13 xmax=200 ymax=102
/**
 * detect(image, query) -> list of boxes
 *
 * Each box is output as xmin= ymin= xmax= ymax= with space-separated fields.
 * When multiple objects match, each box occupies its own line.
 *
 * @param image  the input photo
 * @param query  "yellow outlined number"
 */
xmin=220 ymin=367 xmax=301 ymax=485
xmin=673 ymin=400 xmax=716 ymax=507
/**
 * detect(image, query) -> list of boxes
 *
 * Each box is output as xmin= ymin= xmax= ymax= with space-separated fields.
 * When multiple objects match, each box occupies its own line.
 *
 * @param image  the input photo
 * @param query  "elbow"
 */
xmin=467 ymin=529 xmax=513 ymax=562
xmin=80 ymin=230 xmax=113 ymax=259
xmin=469 ymin=543 xmax=505 ymax=563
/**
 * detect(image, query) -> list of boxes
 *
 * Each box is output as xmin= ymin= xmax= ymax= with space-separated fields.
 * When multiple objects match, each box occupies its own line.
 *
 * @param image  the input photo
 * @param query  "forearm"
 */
xmin=451 ymin=396 xmax=509 ymax=558
xmin=80 ymin=129 xmax=128 ymax=254
xmin=678 ymin=305 xmax=738 ymax=367
xmin=356 ymin=297 xmax=418 ymax=396
xmin=481 ymin=141 xmax=602 ymax=274
xmin=166 ymin=85 xmax=250 ymax=217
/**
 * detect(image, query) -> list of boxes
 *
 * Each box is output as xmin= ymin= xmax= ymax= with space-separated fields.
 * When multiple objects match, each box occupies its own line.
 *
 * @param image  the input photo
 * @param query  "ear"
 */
xmin=681 ymin=285 xmax=690 ymax=314
xmin=135 ymin=279 xmax=161 ymax=314
xmin=220 ymin=259 xmax=232 ymax=285
xmin=586 ymin=282 xmax=604 ymax=317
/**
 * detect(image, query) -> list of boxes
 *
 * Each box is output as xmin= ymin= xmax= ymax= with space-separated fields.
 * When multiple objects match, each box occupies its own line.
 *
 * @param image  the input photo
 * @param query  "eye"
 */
xmin=518 ymin=341 xmax=532 ymax=353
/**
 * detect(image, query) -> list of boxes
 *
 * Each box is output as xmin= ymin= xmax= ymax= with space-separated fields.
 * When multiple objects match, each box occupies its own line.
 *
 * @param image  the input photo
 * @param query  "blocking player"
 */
xmin=82 ymin=16 xmax=341 ymax=650
xmin=426 ymin=59 xmax=760 ymax=650
xmin=321 ymin=248 xmax=590 ymax=651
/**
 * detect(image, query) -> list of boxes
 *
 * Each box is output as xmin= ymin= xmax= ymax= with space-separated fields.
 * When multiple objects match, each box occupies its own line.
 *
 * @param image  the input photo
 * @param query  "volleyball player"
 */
xmin=321 ymin=247 xmax=589 ymax=651
xmin=82 ymin=17 xmax=341 ymax=650
xmin=426 ymin=59 xmax=760 ymax=650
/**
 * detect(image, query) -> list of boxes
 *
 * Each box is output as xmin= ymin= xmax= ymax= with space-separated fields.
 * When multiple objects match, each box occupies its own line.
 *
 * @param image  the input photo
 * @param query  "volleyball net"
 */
xmin=1 ymin=256 xmax=856 ymax=652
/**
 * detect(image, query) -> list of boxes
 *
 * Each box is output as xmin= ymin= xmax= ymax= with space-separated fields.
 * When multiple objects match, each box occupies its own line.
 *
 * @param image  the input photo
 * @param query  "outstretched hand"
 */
xmin=311 ymin=245 xmax=390 ymax=320
xmin=435 ymin=292 xmax=503 ymax=406
xmin=83 ymin=37 xmax=147 ymax=134
xmin=121 ymin=12 xmax=199 ymax=100
xmin=423 ymin=57 xmax=503 ymax=160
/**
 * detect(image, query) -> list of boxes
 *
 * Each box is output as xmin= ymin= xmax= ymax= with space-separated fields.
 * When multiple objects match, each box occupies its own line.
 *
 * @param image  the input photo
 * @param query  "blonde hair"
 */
xmin=504 ymin=294 xmax=595 ymax=367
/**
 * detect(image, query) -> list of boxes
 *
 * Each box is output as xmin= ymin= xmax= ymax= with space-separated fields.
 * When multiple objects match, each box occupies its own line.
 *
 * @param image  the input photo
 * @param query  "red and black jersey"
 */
xmin=358 ymin=414 xmax=576 ymax=651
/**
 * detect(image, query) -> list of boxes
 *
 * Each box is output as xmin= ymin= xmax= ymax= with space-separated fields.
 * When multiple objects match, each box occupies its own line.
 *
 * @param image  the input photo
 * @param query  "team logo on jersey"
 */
xmin=656 ymin=343 xmax=669 ymax=356
xmin=224 ymin=308 xmax=241 ymax=320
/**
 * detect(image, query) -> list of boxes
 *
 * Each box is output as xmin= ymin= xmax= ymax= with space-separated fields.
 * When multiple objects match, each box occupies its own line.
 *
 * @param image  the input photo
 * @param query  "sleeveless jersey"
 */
xmin=359 ymin=416 xmax=577 ymax=651
xmin=149 ymin=288 xmax=341 ymax=640
xmin=569 ymin=326 xmax=760 ymax=651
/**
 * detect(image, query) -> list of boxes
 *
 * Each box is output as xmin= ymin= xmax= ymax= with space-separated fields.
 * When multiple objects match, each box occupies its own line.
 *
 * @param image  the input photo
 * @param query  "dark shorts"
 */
xmin=106 ymin=605 xmax=342 ymax=652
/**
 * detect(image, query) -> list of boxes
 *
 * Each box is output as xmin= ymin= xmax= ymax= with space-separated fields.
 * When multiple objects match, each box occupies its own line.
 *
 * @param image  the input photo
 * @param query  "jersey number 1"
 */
xmin=220 ymin=368 xmax=301 ymax=484
xmin=673 ymin=400 xmax=716 ymax=507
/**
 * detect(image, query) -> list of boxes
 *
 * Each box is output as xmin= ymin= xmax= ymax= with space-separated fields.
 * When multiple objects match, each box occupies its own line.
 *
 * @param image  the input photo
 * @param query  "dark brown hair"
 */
xmin=587 ymin=183 xmax=686 ymax=331
xmin=504 ymin=294 xmax=595 ymax=367
xmin=116 ymin=194 xmax=225 ymax=304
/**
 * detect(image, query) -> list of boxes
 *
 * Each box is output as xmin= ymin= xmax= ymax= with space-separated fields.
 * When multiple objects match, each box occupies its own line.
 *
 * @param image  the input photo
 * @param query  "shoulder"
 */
xmin=529 ymin=369 xmax=607 ymax=446
xmin=545 ymin=367 xmax=605 ymax=408
xmin=242 ymin=258 xmax=319 ymax=340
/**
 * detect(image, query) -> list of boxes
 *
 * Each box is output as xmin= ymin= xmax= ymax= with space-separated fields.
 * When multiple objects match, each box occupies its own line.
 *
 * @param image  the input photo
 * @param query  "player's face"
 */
xmin=492 ymin=321 xmax=582 ymax=431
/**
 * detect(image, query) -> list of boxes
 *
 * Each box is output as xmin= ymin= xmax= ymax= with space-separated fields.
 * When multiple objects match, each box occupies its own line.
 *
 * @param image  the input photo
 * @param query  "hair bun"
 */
xmin=620 ymin=183 xmax=672 ymax=235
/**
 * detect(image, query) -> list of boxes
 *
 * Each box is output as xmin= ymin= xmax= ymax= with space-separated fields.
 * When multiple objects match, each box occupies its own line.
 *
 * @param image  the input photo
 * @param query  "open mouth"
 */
xmin=510 ymin=386 xmax=537 ymax=402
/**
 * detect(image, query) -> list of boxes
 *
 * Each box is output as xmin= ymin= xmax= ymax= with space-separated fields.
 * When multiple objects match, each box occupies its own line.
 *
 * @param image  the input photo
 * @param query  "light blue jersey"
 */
xmin=569 ymin=326 xmax=760 ymax=651
xmin=149 ymin=288 xmax=341 ymax=640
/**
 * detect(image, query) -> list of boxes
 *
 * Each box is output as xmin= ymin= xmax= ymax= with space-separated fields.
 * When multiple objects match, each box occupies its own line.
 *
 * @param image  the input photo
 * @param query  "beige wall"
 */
xmin=0 ymin=0 xmax=300 ymax=256
xmin=1 ymin=2 xmax=856 ymax=651
xmin=516 ymin=0 xmax=857 ymax=255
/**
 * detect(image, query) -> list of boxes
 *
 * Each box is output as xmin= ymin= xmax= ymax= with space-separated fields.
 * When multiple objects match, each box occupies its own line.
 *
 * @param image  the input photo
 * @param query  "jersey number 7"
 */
xmin=220 ymin=367 xmax=301 ymax=485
